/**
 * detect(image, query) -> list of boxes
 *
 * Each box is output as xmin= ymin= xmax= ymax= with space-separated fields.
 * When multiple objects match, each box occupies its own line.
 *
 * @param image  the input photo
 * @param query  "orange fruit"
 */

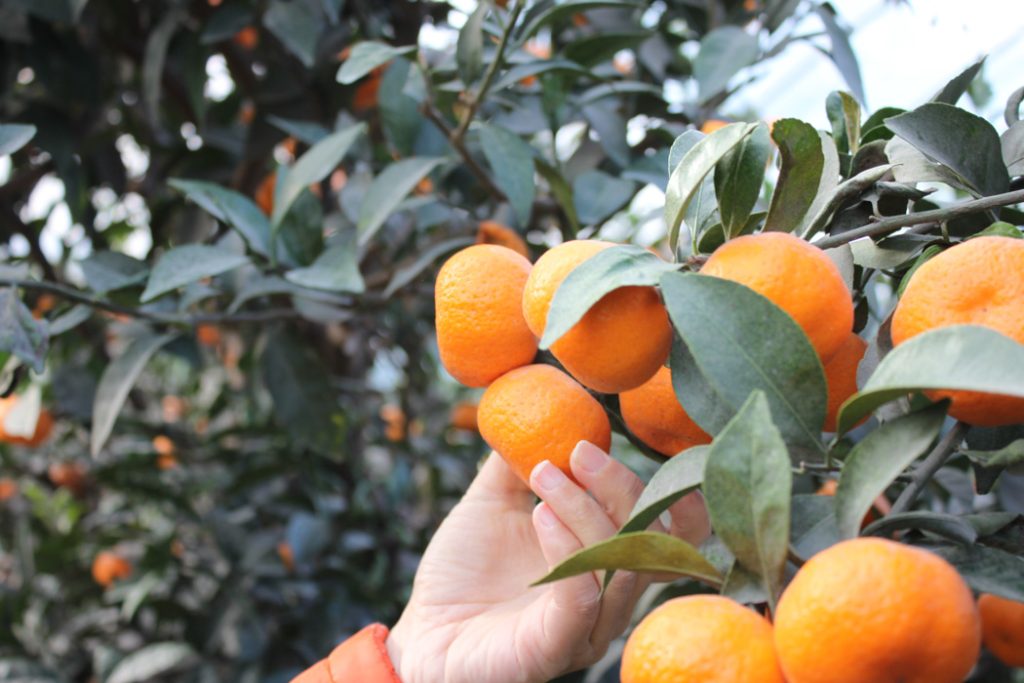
xmin=0 ymin=396 xmax=54 ymax=448
xmin=522 ymin=240 xmax=672 ymax=393
xmin=380 ymin=404 xmax=406 ymax=442
xmin=0 ymin=478 xmax=17 ymax=501
xmin=449 ymin=401 xmax=478 ymax=432
xmin=414 ymin=176 xmax=433 ymax=195
xmin=774 ymin=538 xmax=980 ymax=683
xmin=520 ymin=40 xmax=552 ymax=86
xmin=196 ymin=324 xmax=222 ymax=348
xmin=620 ymin=366 xmax=711 ymax=456
xmin=621 ymin=595 xmax=785 ymax=683
xmin=233 ymin=27 xmax=258 ymax=50
xmin=278 ymin=541 xmax=296 ymax=572
xmin=476 ymin=220 xmax=529 ymax=259
xmin=978 ymin=593 xmax=1024 ymax=667
xmin=353 ymin=70 xmax=382 ymax=112
xmin=478 ymin=364 xmax=610 ymax=483
xmin=435 ymin=244 xmax=538 ymax=387
xmin=822 ymin=332 xmax=867 ymax=432
xmin=32 ymin=293 xmax=57 ymax=318
xmin=47 ymin=462 xmax=87 ymax=496
xmin=701 ymin=232 xmax=853 ymax=362
xmin=92 ymin=551 xmax=132 ymax=588
xmin=891 ymin=236 xmax=1024 ymax=426
xmin=255 ymin=172 xmax=276 ymax=215
xmin=815 ymin=478 xmax=891 ymax=527
xmin=700 ymin=119 xmax=730 ymax=134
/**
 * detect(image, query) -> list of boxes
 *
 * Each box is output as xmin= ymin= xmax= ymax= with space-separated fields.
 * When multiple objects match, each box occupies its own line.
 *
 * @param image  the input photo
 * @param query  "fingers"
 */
xmin=529 ymin=459 xmax=618 ymax=547
xmin=667 ymin=490 xmax=712 ymax=546
xmin=569 ymin=441 xmax=646 ymax=528
xmin=463 ymin=452 xmax=534 ymax=508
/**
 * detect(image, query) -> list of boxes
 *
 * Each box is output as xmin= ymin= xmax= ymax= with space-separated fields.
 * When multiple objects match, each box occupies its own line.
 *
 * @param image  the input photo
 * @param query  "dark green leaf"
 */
xmin=826 ymin=91 xmax=860 ymax=154
xmin=1002 ymin=121 xmax=1024 ymax=177
xmin=284 ymin=234 xmax=364 ymax=293
xmin=837 ymin=325 xmax=1024 ymax=434
xmin=140 ymin=246 xmax=249 ymax=302
xmin=383 ymin=237 xmax=474 ymax=299
xmin=802 ymin=163 xmax=892 ymax=240
xmin=720 ymin=563 xmax=770 ymax=605
xmin=621 ymin=446 xmax=709 ymax=534
xmin=491 ymin=60 xmax=594 ymax=92
xmin=479 ymin=124 xmax=536 ymax=226
xmin=703 ymin=391 xmax=792 ymax=609
xmin=0 ymin=124 xmax=36 ymax=156
xmin=265 ymin=116 xmax=330 ymax=145
xmin=456 ymin=3 xmax=486 ymax=85
xmin=106 ymin=642 xmax=197 ymax=683
xmin=142 ymin=10 xmax=182 ymax=136
xmin=1005 ymin=85 xmax=1024 ymax=127
xmin=263 ymin=0 xmax=321 ymax=68
xmin=860 ymin=106 xmax=905 ymax=144
xmin=834 ymin=404 xmax=946 ymax=539
xmin=665 ymin=123 xmax=758 ymax=252
xmin=536 ymin=159 xmax=580 ymax=233
xmin=542 ymin=245 xmax=678 ymax=349
xmin=885 ymin=103 xmax=1009 ymax=197
xmin=168 ymin=179 xmax=271 ymax=257
xmin=714 ymin=123 xmax=770 ymax=239
xmin=693 ymin=26 xmax=759 ymax=103
xmin=816 ymin=4 xmax=865 ymax=105
xmin=517 ymin=0 xmax=641 ymax=41
xmin=0 ymin=289 xmax=48 ymax=373
xmin=764 ymin=119 xmax=825 ymax=233
xmin=885 ymin=136 xmax=964 ymax=189
xmin=228 ymin=275 xmax=349 ymax=313
xmin=47 ymin=305 xmax=91 ymax=336
xmin=931 ymin=56 xmax=987 ymax=106
xmin=357 ymin=157 xmax=445 ymax=246
xmin=336 ymin=41 xmax=416 ymax=84
xmin=972 ymin=222 xmax=1021 ymax=239
xmin=933 ymin=544 xmax=1024 ymax=602
xmin=790 ymin=494 xmax=840 ymax=559
xmin=582 ymin=100 xmax=631 ymax=168
xmin=573 ymin=170 xmax=636 ymax=225
xmin=531 ymin=531 xmax=722 ymax=587
xmin=964 ymin=439 xmax=1024 ymax=469
xmin=564 ymin=31 xmax=650 ymax=68
xmin=576 ymin=80 xmax=664 ymax=106
xmin=661 ymin=272 xmax=827 ymax=456
xmin=91 ymin=333 xmax=178 ymax=456
xmin=861 ymin=512 xmax=978 ymax=544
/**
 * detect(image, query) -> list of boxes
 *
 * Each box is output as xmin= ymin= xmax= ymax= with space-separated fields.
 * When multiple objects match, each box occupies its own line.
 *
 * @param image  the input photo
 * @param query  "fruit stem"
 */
xmin=889 ymin=421 xmax=968 ymax=515
xmin=812 ymin=188 xmax=1024 ymax=249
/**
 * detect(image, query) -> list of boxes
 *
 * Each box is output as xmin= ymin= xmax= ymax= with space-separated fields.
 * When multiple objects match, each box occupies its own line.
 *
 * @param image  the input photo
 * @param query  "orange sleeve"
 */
xmin=290 ymin=624 xmax=401 ymax=683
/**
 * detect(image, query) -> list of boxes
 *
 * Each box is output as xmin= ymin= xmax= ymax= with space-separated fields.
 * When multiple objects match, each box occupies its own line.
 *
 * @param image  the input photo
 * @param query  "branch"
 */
xmin=0 ymin=279 xmax=303 ymax=326
xmin=889 ymin=421 xmax=968 ymax=515
xmin=813 ymin=188 xmax=1024 ymax=250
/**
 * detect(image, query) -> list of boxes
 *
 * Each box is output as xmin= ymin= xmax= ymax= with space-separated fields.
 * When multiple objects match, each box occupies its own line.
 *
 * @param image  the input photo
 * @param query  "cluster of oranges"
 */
xmin=622 ymin=537 xmax=1024 ymax=682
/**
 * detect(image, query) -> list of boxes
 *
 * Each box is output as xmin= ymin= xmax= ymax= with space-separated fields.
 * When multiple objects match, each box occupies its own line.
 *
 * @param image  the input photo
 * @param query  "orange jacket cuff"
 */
xmin=290 ymin=624 xmax=401 ymax=683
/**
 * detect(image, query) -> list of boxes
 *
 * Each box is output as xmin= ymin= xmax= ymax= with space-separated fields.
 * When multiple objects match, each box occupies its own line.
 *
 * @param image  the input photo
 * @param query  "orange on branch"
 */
xmin=255 ymin=172 xmax=276 ymax=215
xmin=476 ymin=220 xmax=530 ymax=259
xmin=449 ymin=401 xmax=478 ymax=432
xmin=822 ymin=332 xmax=867 ymax=432
xmin=620 ymin=366 xmax=711 ymax=456
xmin=233 ymin=27 xmax=258 ymax=50
xmin=978 ymin=593 xmax=1024 ymax=667
xmin=92 ymin=551 xmax=132 ymax=588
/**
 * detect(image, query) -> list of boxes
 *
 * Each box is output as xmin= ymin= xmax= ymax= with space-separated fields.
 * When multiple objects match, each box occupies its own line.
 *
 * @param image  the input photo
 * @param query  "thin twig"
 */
xmin=421 ymin=101 xmax=507 ymax=201
xmin=0 ymin=278 xmax=303 ymax=326
xmin=889 ymin=421 xmax=968 ymax=514
xmin=813 ymin=188 xmax=1024 ymax=249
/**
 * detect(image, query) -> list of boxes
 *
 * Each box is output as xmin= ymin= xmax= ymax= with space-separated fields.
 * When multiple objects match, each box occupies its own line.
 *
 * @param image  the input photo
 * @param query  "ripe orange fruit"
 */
xmin=774 ymin=538 xmax=980 ymax=683
xmin=978 ymin=593 xmax=1024 ymax=667
xmin=822 ymin=332 xmax=867 ymax=432
xmin=278 ymin=541 xmax=296 ymax=573
xmin=522 ymin=240 xmax=672 ymax=393
xmin=92 ymin=551 xmax=132 ymax=588
xmin=233 ymin=27 xmax=258 ymax=50
xmin=520 ymin=40 xmax=552 ymax=86
xmin=701 ymin=232 xmax=853 ymax=362
xmin=620 ymin=366 xmax=711 ymax=456
xmin=621 ymin=595 xmax=785 ymax=683
xmin=700 ymin=119 xmax=730 ymax=134
xmin=353 ymin=70 xmax=383 ymax=112
xmin=47 ymin=462 xmax=87 ymax=496
xmin=380 ymin=404 xmax=406 ymax=442
xmin=891 ymin=236 xmax=1024 ymax=426
xmin=478 ymin=364 xmax=610 ymax=483
xmin=255 ymin=172 xmax=276 ymax=215
xmin=32 ymin=293 xmax=57 ymax=318
xmin=476 ymin=220 xmax=529 ymax=259
xmin=435 ymin=244 xmax=538 ymax=387
xmin=0 ymin=396 xmax=54 ymax=448
xmin=815 ymin=478 xmax=891 ymax=526
xmin=196 ymin=324 xmax=222 ymax=348
xmin=449 ymin=401 xmax=478 ymax=432
xmin=0 ymin=478 xmax=17 ymax=501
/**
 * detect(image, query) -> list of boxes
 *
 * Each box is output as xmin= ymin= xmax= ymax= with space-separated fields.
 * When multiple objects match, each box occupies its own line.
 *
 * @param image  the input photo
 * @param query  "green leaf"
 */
xmin=271 ymin=124 xmax=365 ymax=229
xmin=0 ymin=289 xmax=49 ymax=374
xmin=228 ymin=275 xmax=348 ymax=313
xmin=860 ymin=106 xmax=905 ymax=144
xmin=931 ymin=56 xmax=987 ymax=106
xmin=816 ymin=4 xmax=865 ymax=105
xmin=266 ymin=115 xmax=329 ymax=145
xmin=621 ymin=446 xmax=709 ymax=534
xmin=479 ymin=124 xmax=536 ymax=226
xmin=714 ymin=123 xmax=770 ymax=239
xmin=383 ymin=237 xmax=475 ymax=299
xmin=456 ymin=3 xmax=486 ymax=85
xmin=764 ymin=119 xmax=825 ymax=233
xmin=337 ymin=41 xmax=416 ymax=84
xmin=834 ymin=404 xmax=946 ymax=539
xmin=661 ymin=272 xmax=827 ymax=456
xmin=142 ymin=9 xmax=182 ymax=135
xmin=517 ymin=0 xmax=641 ymax=41
xmin=47 ymin=304 xmax=91 ymax=336
xmin=357 ymin=157 xmax=445 ymax=246
xmin=0 ymin=124 xmax=37 ymax=156
xmin=531 ymin=531 xmax=722 ymax=587
xmin=837 ymin=326 xmax=1024 ymax=434
xmin=933 ymin=544 xmax=1024 ymax=602
xmin=1002 ymin=121 xmax=1024 ymax=177
xmin=572 ymin=170 xmax=636 ymax=225
xmin=693 ymin=26 xmax=759 ymax=103
xmin=826 ymin=91 xmax=861 ymax=154
xmin=802 ymin=163 xmax=892 ymax=240
xmin=665 ymin=123 xmax=758 ymax=253
xmin=140 ymin=245 xmax=249 ymax=302
xmin=885 ymin=136 xmax=965 ymax=189
xmin=564 ymin=31 xmax=650 ymax=68
xmin=885 ymin=103 xmax=1009 ymax=197
xmin=790 ymin=494 xmax=840 ymax=559
xmin=703 ymin=391 xmax=792 ymax=609
xmin=263 ymin=0 xmax=321 ymax=68
xmin=91 ymin=332 xmax=178 ymax=456
xmin=168 ymin=179 xmax=271 ymax=257
xmin=491 ymin=60 xmax=594 ymax=92
xmin=284 ymin=234 xmax=365 ymax=294
xmin=964 ymin=439 xmax=1024 ymax=469
xmin=536 ymin=159 xmax=580 ymax=233
xmin=861 ymin=512 xmax=978 ymax=544
xmin=106 ymin=642 xmax=197 ymax=683
xmin=541 ymin=245 xmax=678 ymax=349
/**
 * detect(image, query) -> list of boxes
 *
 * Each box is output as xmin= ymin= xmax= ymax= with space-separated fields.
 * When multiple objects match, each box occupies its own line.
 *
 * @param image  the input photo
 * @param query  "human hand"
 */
xmin=385 ymin=441 xmax=710 ymax=683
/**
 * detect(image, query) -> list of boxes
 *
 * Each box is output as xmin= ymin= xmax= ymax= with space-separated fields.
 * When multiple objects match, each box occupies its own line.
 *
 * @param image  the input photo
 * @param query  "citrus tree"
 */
xmin=1 ymin=0 xmax=1023 ymax=681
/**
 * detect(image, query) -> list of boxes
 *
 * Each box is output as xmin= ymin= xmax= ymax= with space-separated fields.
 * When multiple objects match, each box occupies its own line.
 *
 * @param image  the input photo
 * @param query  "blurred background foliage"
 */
xmin=0 ymin=0 xmax=1014 ymax=681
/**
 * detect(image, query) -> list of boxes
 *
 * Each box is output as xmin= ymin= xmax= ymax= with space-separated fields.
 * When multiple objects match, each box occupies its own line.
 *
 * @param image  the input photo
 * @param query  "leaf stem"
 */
xmin=889 ymin=421 xmax=968 ymax=514
xmin=813 ymin=188 xmax=1024 ymax=249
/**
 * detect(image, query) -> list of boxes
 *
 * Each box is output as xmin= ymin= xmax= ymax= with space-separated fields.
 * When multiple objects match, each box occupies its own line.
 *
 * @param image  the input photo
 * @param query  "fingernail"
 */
xmin=572 ymin=440 xmax=608 ymax=474
xmin=532 ymin=460 xmax=565 ymax=493
xmin=535 ymin=503 xmax=558 ymax=529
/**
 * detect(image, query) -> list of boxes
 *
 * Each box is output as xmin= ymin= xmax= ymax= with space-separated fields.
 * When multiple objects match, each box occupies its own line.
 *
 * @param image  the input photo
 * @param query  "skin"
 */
xmin=386 ymin=441 xmax=711 ymax=683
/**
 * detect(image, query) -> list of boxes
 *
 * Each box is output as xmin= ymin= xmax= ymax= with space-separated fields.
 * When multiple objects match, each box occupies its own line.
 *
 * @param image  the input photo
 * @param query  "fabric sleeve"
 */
xmin=290 ymin=623 xmax=401 ymax=683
